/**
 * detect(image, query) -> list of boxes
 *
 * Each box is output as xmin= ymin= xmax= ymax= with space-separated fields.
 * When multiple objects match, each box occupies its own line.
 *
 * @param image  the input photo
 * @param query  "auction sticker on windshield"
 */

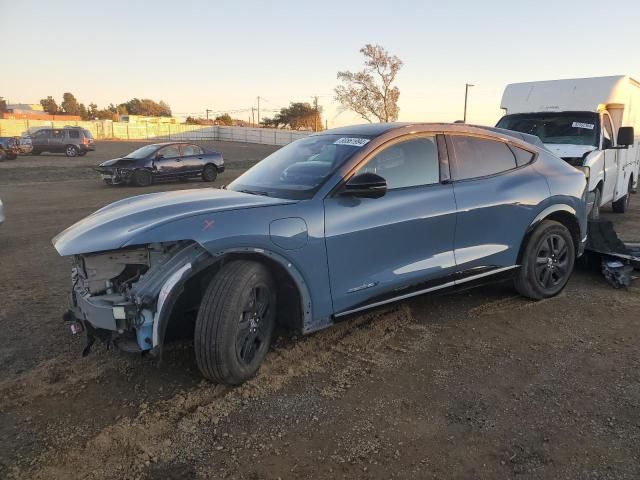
xmin=572 ymin=122 xmax=595 ymax=130
xmin=334 ymin=137 xmax=371 ymax=147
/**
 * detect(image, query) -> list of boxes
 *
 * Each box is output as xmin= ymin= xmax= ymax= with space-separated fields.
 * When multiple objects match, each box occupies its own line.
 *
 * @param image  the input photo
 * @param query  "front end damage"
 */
xmin=64 ymin=241 xmax=212 ymax=354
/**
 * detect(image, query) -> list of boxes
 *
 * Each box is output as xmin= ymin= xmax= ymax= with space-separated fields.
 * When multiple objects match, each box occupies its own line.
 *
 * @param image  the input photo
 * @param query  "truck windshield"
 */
xmin=228 ymin=134 xmax=373 ymax=199
xmin=496 ymin=112 xmax=600 ymax=146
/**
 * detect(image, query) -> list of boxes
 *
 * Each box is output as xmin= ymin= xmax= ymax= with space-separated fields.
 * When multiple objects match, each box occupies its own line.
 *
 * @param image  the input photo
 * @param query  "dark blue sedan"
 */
xmin=96 ymin=142 xmax=224 ymax=186
xmin=55 ymin=123 xmax=587 ymax=385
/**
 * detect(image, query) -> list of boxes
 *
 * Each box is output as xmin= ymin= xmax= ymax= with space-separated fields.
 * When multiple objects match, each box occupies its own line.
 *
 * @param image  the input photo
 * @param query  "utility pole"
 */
xmin=257 ymin=96 xmax=260 ymax=127
xmin=205 ymin=109 xmax=212 ymax=121
xmin=251 ymin=106 xmax=255 ymax=127
xmin=312 ymin=96 xmax=319 ymax=132
xmin=463 ymin=83 xmax=474 ymax=123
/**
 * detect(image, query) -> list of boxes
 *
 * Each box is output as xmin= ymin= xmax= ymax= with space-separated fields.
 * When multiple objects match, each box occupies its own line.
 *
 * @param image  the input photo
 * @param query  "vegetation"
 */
xmin=261 ymin=102 xmax=322 ymax=130
xmin=35 ymin=93 xmax=171 ymax=121
xmin=334 ymin=44 xmax=403 ymax=123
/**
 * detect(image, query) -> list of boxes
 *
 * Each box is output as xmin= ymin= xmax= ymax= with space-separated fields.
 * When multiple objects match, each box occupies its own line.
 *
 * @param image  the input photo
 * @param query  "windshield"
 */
xmin=125 ymin=144 xmax=159 ymax=159
xmin=228 ymin=134 xmax=373 ymax=199
xmin=82 ymin=129 xmax=94 ymax=139
xmin=496 ymin=112 xmax=600 ymax=146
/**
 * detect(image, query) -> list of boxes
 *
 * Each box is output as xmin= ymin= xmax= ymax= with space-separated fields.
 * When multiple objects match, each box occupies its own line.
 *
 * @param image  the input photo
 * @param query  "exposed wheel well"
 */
xmin=162 ymin=253 xmax=304 ymax=344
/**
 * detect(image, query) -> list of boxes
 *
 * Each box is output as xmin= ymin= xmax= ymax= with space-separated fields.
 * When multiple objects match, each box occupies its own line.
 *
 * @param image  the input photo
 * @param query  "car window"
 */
xmin=52 ymin=129 xmax=65 ymax=139
xmin=450 ymin=136 xmax=517 ymax=180
xmin=182 ymin=144 xmax=202 ymax=156
xmin=157 ymin=145 xmax=180 ymax=158
xmin=33 ymin=130 xmax=49 ymax=139
xmin=68 ymin=130 xmax=80 ymax=139
xmin=509 ymin=145 xmax=535 ymax=167
xmin=355 ymin=136 xmax=439 ymax=189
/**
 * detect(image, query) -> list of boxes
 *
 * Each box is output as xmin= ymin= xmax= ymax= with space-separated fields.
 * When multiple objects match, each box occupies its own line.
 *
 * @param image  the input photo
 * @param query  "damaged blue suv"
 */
xmin=53 ymin=123 xmax=588 ymax=384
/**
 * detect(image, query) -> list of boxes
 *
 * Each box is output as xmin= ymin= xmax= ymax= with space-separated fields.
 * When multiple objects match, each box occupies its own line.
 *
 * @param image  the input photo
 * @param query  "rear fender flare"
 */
xmin=516 ymin=204 xmax=579 ymax=264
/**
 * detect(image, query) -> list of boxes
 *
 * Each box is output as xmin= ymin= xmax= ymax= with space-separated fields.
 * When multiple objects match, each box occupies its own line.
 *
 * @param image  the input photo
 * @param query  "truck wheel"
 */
xmin=589 ymin=189 xmax=601 ymax=220
xmin=131 ymin=169 xmax=153 ymax=187
xmin=195 ymin=260 xmax=276 ymax=385
xmin=202 ymin=164 xmax=217 ymax=182
xmin=612 ymin=178 xmax=632 ymax=213
xmin=515 ymin=220 xmax=575 ymax=300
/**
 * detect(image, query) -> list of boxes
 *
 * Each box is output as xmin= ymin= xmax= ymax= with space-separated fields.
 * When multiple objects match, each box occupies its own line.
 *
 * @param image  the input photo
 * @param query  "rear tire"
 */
xmin=612 ymin=177 xmax=632 ymax=213
xmin=515 ymin=220 xmax=575 ymax=300
xmin=131 ymin=169 xmax=153 ymax=187
xmin=194 ymin=261 xmax=276 ymax=385
xmin=202 ymin=164 xmax=217 ymax=182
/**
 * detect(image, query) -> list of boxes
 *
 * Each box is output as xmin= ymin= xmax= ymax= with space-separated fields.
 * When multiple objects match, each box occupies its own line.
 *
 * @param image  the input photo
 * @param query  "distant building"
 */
xmin=2 ymin=103 xmax=81 ymax=121
xmin=118 ymin=114 xmax=178 ymax=124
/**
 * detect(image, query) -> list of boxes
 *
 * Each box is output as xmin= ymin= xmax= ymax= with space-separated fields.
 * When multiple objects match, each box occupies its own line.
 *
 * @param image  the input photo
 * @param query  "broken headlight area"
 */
xmin=65 ymin=240 xmax=207 ymax=354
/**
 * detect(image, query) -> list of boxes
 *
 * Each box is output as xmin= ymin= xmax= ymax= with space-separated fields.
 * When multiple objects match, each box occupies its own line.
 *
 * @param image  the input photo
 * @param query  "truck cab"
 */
xmin=497 ymin=76 xmax=639 ymax=218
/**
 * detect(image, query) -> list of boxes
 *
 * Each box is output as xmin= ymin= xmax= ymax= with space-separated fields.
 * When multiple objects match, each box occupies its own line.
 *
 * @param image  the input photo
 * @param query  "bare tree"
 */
xmin=334 ymin=44 xmax=403 ymax=123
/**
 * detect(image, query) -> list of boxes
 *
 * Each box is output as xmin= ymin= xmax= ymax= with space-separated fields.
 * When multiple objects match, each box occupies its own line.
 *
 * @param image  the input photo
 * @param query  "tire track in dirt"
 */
xmin=10 ymin=305 xmax=428 ymax=479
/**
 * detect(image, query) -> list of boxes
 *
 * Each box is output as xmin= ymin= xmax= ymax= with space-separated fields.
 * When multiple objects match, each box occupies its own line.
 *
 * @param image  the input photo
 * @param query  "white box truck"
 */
xmin=497 ymin=75 xmax=639 ymax=218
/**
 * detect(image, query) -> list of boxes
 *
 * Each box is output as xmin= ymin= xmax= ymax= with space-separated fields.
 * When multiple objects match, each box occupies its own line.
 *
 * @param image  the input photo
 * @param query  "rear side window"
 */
xmin=68 ymin=130 xmax=80 ymax=139
xmin=450 ymin=136 xmax=517 ymax=180
xmin=510 ymin=145 xmax=535 ymax=166
xmin=182 ymin=144 xmax=203 ymax=156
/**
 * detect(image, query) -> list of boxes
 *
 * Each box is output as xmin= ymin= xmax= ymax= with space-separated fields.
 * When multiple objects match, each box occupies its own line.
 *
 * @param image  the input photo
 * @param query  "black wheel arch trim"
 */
xmin=517 ymin=204 xmax=580 ymax=264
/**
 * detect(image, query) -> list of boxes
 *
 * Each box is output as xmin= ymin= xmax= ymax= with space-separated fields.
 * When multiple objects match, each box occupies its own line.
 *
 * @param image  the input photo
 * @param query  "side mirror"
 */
xmin=617 ymin=127 xmax=635 ymax=148
xmin=341 ymin=172 xmax=387 ymax=199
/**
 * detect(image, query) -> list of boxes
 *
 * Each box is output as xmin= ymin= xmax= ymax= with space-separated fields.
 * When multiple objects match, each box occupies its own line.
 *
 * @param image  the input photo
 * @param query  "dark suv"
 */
xmin=31 ymin=127 xmax=96 ymax=157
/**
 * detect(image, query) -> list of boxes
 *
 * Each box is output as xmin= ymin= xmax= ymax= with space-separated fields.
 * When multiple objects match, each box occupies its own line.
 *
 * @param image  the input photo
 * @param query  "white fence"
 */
xmin=0 ymin=119 xmax=311 ymax=146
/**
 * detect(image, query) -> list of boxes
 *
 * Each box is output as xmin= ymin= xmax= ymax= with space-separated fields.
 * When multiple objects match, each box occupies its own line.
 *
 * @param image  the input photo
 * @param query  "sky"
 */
xmin=2 ymin=0 xmax=639 ymax=128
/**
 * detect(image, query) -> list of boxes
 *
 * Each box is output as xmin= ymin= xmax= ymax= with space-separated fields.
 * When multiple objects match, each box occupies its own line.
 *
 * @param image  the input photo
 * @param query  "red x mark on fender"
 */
xmin=202 ymin=219 xmax=215 ymax=231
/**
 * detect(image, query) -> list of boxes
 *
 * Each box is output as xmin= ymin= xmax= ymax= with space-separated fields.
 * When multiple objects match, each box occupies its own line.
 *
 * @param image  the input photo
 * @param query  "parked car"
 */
xmin=53 ymin=123 xmax=588 ymax=385
xmin=497 ymin=76 xmax=639 ymax=219
xmin=30 ymin=126 xmax=95 ymax=157
xmin=0 ymin=137 xmax=20 ymax=160
xmin=95 ymin=142 xmax=224 ymax=186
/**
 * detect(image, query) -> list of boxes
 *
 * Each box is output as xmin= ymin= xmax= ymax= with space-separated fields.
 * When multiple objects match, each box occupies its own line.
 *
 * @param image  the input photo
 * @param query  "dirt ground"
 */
xmin=1 ymin=141 xmax=639 ymax=479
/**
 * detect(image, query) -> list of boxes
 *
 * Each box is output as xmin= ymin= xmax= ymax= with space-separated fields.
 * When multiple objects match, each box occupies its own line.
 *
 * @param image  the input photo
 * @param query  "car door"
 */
xmin=447 ymin=134 xmax=550 ymax=275
xmin=180 ymin=144 xmax=205 ymax=176
xmin=324 ymin=134 xmax=458 ymax=315
xmin=31 ymin=129 xmax=49 ymax=150
xmin=152 ymin=145 xmax=182 ymax=178
xmin=49 ymin=129 xmax=65 ymax=152
xmin=601 ymin=112 xmax=618 ymax=203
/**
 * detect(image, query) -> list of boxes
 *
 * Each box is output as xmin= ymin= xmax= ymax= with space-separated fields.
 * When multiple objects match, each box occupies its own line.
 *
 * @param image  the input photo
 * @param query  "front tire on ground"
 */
xmin=515 ymin=220 xmax=575 ymax=300
xmin=202 ymin=164 xmax=217 ymax=182
xmin=612 ymin=177 xmax=633 ymax=213
xmin=131 ymin=169 xmax=153 ymax=187
xmin=195 ymin=260 xmax=276 ymax=385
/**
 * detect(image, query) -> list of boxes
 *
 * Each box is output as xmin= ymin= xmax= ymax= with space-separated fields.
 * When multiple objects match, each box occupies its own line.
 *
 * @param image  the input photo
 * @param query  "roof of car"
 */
xmin=315 ymin=122 xmax=546 ymax=151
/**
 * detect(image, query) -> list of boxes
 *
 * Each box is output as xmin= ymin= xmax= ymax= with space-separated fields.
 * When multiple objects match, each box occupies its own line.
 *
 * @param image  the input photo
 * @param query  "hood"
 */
xmin=99 ymin=157 xmax=139 ymax=168
xmin=544 ymin=143 xmax=597 ymax=159
xmin=53 ymin=188 xmax=294 ymax=255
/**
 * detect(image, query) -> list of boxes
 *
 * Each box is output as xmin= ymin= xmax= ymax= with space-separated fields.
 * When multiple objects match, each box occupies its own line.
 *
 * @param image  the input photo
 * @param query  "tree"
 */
xmin=61 ymin=92 xmax=81 ymax=116
xmin=40 ymin=96 xmax=59 ymax=115
xmin=0 ymin=97 xmax=7 ymax=114
xmin=215 ymin=113 xmax=233 ymax=126
xmin=334 ymin=44 xmax=403 ymax=123
xmin=118 ymin=98 xmax=171 ymax=117
xmin=262 ymin=102 xmax=322 ymax=130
